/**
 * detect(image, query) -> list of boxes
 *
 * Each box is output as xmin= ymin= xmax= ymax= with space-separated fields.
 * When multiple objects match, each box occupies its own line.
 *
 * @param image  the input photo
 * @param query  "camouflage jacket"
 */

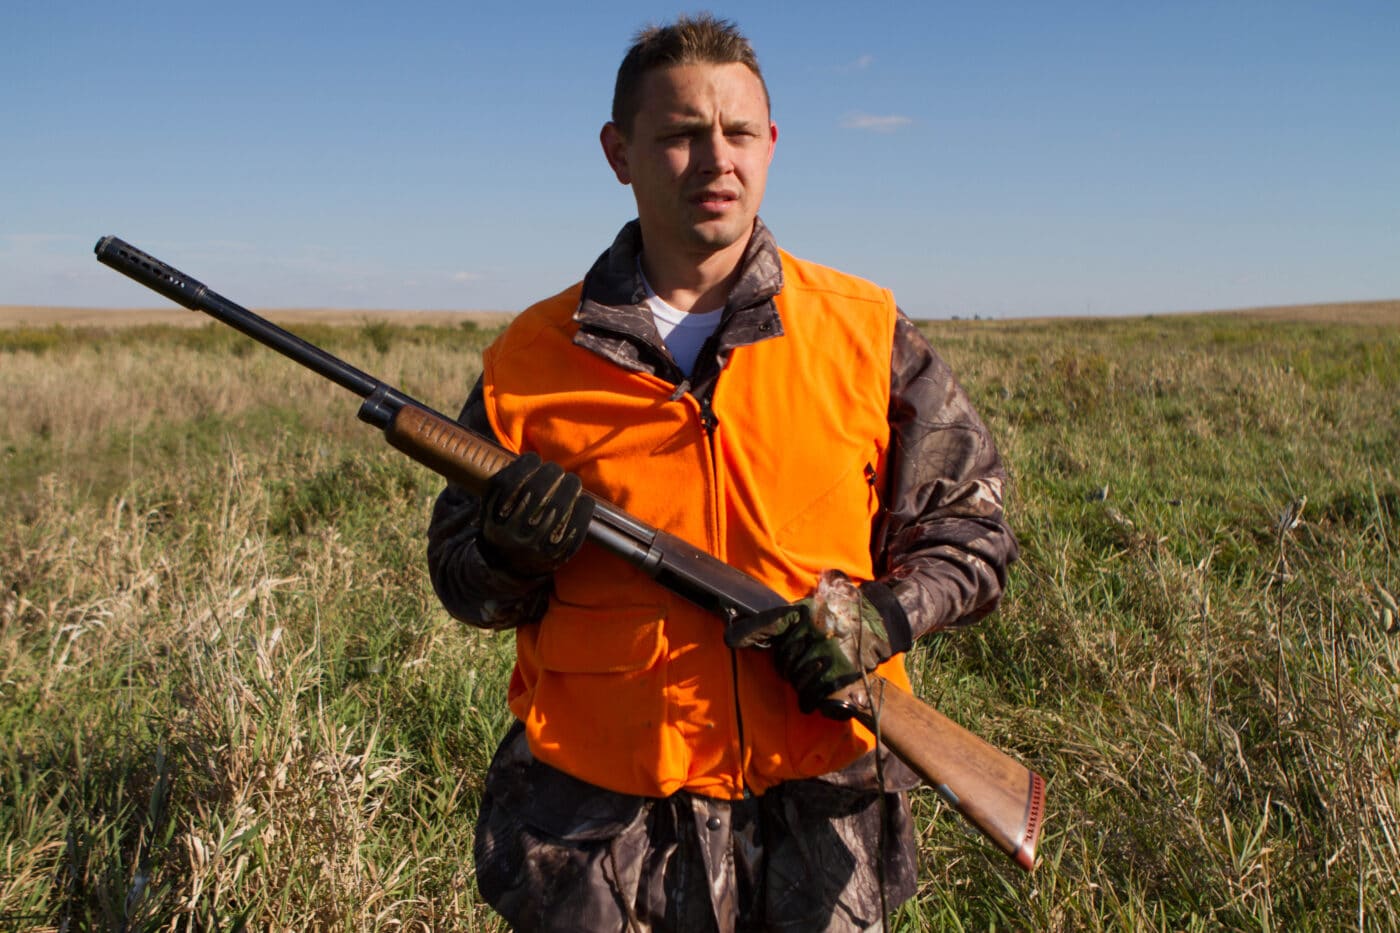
xmin=428 ymin=217 xmax=1018 ymax=640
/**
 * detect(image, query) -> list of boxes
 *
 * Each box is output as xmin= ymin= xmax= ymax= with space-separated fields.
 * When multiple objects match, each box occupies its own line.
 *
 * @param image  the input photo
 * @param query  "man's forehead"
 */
xmin=637 ymin=62 xmax=768 ymax=105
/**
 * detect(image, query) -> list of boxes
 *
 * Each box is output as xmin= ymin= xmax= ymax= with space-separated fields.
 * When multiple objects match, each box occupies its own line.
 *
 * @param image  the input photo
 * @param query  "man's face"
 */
xmin=601 ymin=62 xmax=777 ymax=268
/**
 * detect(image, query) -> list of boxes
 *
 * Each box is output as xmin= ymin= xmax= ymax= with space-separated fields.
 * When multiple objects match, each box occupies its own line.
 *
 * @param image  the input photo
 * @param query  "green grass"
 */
xmin=1 ymin=314 xmax=1396 ymax=930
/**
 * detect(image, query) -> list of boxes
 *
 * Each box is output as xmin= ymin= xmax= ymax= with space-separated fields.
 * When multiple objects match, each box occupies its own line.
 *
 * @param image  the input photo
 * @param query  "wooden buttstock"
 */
xmin=835 ymin=678 xmax=1045 ymax=871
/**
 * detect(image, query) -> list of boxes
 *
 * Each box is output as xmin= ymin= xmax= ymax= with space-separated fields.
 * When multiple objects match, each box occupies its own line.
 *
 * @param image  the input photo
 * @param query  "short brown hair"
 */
xmin=611 ymin=13 xmax=769 ymax=137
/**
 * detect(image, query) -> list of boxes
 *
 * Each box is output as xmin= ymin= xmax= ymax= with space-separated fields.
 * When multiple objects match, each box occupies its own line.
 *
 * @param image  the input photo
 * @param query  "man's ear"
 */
xmin=600 ymin=122 xmax=631 ymax=185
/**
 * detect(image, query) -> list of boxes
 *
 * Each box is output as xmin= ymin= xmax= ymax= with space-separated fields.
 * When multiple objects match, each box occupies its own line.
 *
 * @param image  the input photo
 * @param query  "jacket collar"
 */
xmin=572 ymin=218 xmax=786 ymax=380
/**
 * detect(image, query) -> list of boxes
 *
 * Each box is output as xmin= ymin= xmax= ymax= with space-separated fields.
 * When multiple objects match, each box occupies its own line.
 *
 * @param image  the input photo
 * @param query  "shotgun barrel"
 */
xmin=95 ymin=235 xmax=1045 ymax=871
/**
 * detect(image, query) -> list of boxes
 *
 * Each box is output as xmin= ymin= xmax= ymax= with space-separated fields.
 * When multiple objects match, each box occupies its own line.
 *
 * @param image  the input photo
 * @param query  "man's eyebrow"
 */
xmin=656 ymin=114 xmax=765 ymax=133
xmin=722 ymin=117 xmax=765 ymax=132
xmin=658 ymin=115 xmax=709 ymax=130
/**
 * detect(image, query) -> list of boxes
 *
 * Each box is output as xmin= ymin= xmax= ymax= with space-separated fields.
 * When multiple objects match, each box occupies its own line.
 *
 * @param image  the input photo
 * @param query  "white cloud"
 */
xmin=840 ymin=112 xmax=913 ymax=133
xmin=451 ymin=271 xmax=482 ymax=283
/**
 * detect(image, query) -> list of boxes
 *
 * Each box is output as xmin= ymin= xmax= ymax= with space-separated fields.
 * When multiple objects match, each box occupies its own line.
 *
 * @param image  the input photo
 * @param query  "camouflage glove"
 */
xmin=725 ymin=570 xmax=913 ymax=714
xmin=480 ymin=452 xmax=594 ymax=578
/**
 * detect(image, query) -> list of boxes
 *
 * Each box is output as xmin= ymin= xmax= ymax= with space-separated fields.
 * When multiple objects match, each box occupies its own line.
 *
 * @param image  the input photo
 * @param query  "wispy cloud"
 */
xmin=839 ymin=54 xmax=875 ymax=73
xmin=451 ymin=271 xmax=482 ymax=283
xmin=840 ymin=112 xmax=913 ymax=133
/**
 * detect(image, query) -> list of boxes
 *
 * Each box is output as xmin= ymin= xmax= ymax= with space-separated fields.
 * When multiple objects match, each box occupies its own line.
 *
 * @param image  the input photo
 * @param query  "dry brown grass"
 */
xmin=2 ymin=313 xmax=1397 ymax=929
xmin=6 ymin=298 xmax=1398 ymax=331
xmin=0 ymin=306 xmax=516 ymax=330
xmin=1187 ymin=299 xmax=1400 ymax=325
xmin=967 ymin=298 xmax=1400 ymax=327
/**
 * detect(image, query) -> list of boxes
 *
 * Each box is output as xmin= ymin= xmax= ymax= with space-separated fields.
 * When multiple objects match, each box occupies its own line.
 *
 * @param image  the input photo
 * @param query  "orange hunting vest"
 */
xmin=480 ymin=250 xmax=912 ymax=799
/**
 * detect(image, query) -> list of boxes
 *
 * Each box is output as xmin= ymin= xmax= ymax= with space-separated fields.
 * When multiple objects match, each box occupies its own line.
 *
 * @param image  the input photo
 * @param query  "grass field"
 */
xmin=2 ymin=305 xmax=1397 ymax=930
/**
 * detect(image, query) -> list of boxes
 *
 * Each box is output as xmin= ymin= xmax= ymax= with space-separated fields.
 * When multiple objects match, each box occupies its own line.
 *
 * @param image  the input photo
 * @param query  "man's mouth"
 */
xmin=691 ymin=190 xmax=740 ymax=210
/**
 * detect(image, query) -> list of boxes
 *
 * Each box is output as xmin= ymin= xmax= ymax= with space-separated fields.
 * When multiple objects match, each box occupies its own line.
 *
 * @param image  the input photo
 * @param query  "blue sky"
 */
xmin=4 ymin=1 xmax=1397 ymax=317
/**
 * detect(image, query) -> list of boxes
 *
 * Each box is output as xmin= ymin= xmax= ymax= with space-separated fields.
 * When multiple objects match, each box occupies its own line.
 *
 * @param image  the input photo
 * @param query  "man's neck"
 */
xmin=638 ymin=233 xmax=750 ymax=314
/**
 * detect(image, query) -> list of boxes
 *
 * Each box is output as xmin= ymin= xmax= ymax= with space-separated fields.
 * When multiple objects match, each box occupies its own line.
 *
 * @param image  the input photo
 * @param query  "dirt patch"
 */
xmin=0 ymin=306 xmax=516 ymax=330
xmin=973 ymin=299 xmax=1400 ymax=327
xmin=5 ymin=299 xmax=1396 ymax=330
xmin=1219 ymin=299 xmax=1400 ymax=326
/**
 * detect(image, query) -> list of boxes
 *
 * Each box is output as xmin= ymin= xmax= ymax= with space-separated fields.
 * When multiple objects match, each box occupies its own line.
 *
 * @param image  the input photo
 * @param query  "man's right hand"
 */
xmin=480 ymin=452 xmax=595 ymax=578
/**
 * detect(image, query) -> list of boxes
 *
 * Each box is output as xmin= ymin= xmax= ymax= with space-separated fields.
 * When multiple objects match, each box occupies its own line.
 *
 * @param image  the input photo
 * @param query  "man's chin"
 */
xmin=685 ymin=218 xmax=754 ymax=253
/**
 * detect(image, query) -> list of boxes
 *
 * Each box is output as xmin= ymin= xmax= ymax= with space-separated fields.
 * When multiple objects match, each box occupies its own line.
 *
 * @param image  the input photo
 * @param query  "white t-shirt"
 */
xmin=640 ymin=269 xmax=725 ymax=378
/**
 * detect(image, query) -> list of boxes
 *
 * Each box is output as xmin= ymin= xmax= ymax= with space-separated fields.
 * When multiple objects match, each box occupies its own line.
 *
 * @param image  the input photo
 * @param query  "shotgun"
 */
xmin=94 ymin=235 xmax=1046 ymax=871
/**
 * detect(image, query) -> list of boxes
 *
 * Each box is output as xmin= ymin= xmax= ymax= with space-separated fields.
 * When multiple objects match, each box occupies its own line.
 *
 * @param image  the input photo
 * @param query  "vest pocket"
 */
xmin=773 ymin=454 xmax=881 ymax=569
xmin=536 ymin=602 xmax=666 ymax=674
xmin=526 ymin=603 xmax=676 ymax=795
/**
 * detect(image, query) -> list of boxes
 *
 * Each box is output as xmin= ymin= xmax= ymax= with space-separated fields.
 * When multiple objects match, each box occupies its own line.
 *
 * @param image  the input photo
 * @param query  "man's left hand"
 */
xmin=725 ymin=570 xmax=912 ymax=714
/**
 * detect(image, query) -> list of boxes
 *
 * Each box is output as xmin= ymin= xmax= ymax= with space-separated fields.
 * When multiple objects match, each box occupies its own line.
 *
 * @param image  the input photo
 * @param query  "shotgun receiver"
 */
xmin=94 ymin=235 xmax=1045 ymax=871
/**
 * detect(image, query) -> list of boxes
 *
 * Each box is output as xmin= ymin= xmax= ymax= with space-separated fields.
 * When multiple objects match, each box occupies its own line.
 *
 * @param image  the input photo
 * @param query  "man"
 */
xmin=428 ymin=14 xmax=1016 ymax=932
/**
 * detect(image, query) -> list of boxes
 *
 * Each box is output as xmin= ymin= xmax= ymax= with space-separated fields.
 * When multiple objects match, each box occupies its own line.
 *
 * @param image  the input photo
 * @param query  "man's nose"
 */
xmin=695 ymin=128 xmax=736 ymax=174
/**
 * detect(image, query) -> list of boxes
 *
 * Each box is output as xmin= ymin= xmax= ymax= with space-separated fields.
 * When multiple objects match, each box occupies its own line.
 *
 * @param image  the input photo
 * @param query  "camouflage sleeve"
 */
xmin=867 ymin=312 xmax=1019 ymax=639
xmin=426 ymin=378 xmax=552 ymax=630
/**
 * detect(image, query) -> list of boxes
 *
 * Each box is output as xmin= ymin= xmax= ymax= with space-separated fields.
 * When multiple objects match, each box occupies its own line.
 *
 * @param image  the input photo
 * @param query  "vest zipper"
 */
xmin=689 ymin=383 xmax=748 ymax=796
xmin=728 ymin=645 xmax=751 ymax=798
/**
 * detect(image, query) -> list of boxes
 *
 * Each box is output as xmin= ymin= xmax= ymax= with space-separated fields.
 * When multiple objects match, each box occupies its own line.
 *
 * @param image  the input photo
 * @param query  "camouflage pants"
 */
xmin=473 ymin=724 xmax=917 ymax=933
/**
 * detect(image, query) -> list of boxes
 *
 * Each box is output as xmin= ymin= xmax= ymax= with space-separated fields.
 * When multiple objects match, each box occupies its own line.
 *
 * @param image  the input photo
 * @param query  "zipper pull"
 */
xmin=698 ymin=396 xmax=719 ymax=434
